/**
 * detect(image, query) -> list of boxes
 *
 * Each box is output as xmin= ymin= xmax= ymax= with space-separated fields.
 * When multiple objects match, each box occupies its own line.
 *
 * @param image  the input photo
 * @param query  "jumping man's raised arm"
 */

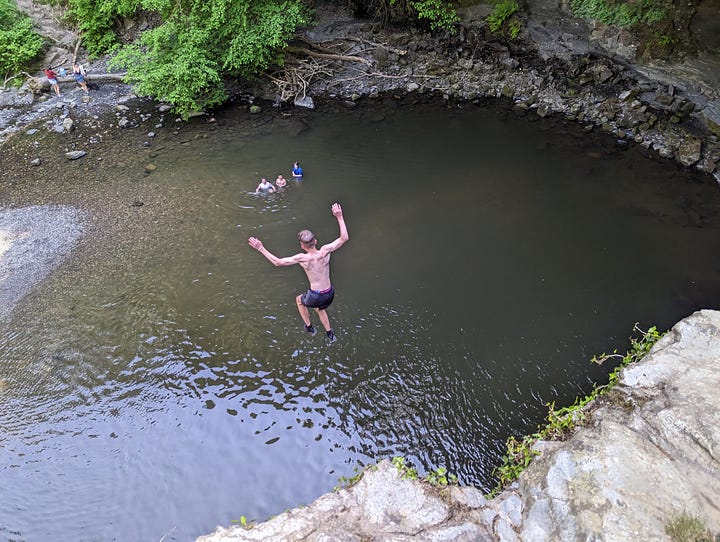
xmin=248 ymin=237 xmax=306 ymax=266
xmin=321 ymin=203 xmax=349 ymax=253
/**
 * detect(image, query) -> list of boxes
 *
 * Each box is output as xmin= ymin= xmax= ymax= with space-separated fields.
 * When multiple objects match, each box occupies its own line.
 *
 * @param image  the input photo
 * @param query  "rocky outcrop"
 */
xmin=198 ymin=310 xmax=720 ymax=541
xmin=284 ymin=2 xmax=720 ymax=182
xmin=14 ymin=0 xmax=78 ymax=68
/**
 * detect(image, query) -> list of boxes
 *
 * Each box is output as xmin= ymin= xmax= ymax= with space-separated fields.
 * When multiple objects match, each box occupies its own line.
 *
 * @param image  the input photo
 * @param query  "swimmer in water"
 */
xmin=255 ymin=178 xmax=276 ymax=194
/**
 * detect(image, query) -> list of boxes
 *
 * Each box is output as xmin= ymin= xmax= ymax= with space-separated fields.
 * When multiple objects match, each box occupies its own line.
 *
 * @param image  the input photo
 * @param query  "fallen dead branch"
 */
xmin=266 ymin=57 xmax=334 ymax=102
xmin=285 ymin=46 xmax=371 ymax=66
xmin=28 ymin=72 xmax=128 ymax=92
xmin=345 ymin=36 xmax=407 ymax=56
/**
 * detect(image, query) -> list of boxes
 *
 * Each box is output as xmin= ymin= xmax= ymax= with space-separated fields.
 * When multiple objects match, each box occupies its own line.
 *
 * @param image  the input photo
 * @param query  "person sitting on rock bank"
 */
xmin=44 ymin=67 xmax=61 ymax=97
xmin=72 ymin=63 xmax=89 ymax=93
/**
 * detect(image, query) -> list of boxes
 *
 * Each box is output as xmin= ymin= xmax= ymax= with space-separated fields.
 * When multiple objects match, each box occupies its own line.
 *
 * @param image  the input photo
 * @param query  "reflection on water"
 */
xmin=2 ymin=99 xmax=720 ymax=541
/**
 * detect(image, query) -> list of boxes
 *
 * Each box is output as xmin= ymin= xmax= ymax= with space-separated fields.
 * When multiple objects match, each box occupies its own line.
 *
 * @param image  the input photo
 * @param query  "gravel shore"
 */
xmin=0 ymin=205 xmax=85 ymax=320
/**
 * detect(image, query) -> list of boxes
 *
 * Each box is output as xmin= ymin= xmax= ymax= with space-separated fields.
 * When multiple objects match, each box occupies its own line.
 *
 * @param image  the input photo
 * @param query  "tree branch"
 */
xmin=285 ymin=46 xmax=371 ymax=66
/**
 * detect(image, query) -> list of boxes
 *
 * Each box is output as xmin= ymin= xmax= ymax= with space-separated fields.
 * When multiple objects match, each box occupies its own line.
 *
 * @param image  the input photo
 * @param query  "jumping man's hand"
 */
xmin=248 ymin=237 xmax=264 ymax=251
xmin=331 ymin=203 xmax=343 ymax=217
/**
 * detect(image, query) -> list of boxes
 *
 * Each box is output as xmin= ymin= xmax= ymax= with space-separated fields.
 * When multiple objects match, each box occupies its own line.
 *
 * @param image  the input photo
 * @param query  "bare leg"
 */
xmin=296 ymin=295 xmax=311 ymax=326
xmin=315 ymin=308 xmax=331 ymax=332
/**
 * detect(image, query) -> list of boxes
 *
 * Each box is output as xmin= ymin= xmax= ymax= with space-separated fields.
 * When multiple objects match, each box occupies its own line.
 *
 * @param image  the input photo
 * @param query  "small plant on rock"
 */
xmin=491 ymin=323 xmax=665 ymax=495
xmin=334 ymin=465 xmax=365 ymax=490
xmin=487 ymin=0 xmax=522 ymax=39
xmin=426 ymin=466 xmax=458 ymax=486
xmin=665 ymin=512 xmax=716 ymax=542
xmin=391 ymin=456 xmax=419 ymax=480
xmin=231 ymin=515 xmax=254 ymax=529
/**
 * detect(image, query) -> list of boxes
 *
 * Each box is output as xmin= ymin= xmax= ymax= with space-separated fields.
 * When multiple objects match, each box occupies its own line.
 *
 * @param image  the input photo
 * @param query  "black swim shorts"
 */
xmin=301 ymin=287 xmax=335 ymax=310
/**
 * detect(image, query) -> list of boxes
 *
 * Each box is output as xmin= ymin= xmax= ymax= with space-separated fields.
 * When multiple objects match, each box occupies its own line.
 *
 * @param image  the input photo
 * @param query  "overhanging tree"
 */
xmin=104 ymin=0 xmax=309 ymax=117
xmin=0 ymin=0 xmax=44 ymax=84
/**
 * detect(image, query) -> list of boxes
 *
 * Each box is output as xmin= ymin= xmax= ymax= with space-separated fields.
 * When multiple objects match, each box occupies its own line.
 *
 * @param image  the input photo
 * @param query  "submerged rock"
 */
xmin=65 ymin=150 xmax=86 ymax=160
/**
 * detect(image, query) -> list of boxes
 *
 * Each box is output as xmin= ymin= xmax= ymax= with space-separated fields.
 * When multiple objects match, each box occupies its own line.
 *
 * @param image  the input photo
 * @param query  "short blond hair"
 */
xmin=298 ymin=229 xmax=316 ymax=247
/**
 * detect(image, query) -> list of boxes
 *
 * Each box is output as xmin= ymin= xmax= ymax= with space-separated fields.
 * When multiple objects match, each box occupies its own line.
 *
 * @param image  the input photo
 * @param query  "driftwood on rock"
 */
xmin=266 ymin=58 xmax=333 ymax=103
xmin=285 ymin=46 xmax=371 ymax=66
xmin=266 ymin=36 xmax=379 ymax=104
xmin=345 ymin=36 xmax=407 ymax=56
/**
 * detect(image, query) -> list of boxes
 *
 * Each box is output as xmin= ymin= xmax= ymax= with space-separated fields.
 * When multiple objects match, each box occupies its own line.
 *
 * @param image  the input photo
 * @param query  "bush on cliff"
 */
xmin=64 ymin=0 xmax=141 ymax=56
xmin=346 ymin=0 xmax=459 ymax=31
xmin=570 ymin=0 xmax=667 ymax=27
xmin=0 ymin=0 xmax=44 ymax=83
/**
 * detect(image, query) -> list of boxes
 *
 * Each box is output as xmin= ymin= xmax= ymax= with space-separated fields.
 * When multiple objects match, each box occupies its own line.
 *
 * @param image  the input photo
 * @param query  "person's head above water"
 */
xmin=298 ymin=229 xmax=316 ymax=248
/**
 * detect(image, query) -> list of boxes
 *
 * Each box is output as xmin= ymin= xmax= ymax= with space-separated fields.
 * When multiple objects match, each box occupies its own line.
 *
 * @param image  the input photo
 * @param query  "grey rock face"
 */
xmin=519 ymin=310 xmax=720 ymax=541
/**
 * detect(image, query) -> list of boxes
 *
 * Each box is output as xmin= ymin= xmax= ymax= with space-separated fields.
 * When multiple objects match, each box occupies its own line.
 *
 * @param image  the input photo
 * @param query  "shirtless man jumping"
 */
xmin=248 ymin=202 xmax=349 ymax=342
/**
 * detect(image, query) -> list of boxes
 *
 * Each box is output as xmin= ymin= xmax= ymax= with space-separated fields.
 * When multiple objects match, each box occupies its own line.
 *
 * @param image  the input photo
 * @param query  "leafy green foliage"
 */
xmin=65 ymin=0 xmax=140 ymax=56
xmin=486 ymin=0 xmax=521 ymax=38
xmin=410 ymin=0 xmax=459 ymax=31
xmin=334 ymin=465 xmax=367 ymax=490
xmin=571 ymin=0 xmax=666 ymax=27
xmin=69 ymin=0 xmax=309 ymax=118
xmin=491 ymin=323 xmax=665 ymax=494
xmin=230 ymin=515 xmax=254 ymax=529
xmin=391 ymin=456 xmax=419 ymax=480
xmin=391 ymin=456 xmax=460 ymax=486
xmin=0 ymin=0 xmax=44 ymax=79
xmin=390 ymin=0 xmax=459 ymax=32
xmin=426 ymin=466 xmax=458 ymax=486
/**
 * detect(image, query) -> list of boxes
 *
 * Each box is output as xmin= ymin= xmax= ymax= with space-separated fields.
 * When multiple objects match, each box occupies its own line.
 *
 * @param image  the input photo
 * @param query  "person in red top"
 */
xmin=44 ymin=67 xmax=60 ymax=97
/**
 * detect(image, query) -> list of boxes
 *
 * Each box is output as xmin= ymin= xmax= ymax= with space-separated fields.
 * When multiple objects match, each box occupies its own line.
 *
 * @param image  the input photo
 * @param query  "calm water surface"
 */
xmin=2 ymin=100 xmax=720 ymax=541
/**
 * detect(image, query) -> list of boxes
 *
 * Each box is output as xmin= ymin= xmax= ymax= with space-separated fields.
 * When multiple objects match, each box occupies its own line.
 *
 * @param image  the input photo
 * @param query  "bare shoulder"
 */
xmin=318 ymin=243 xmax=337 ymax=255
xmin=292 ymin=251 xmax=313 ymax=261
xmin=284 ymin=251 xmax=312 ymax=264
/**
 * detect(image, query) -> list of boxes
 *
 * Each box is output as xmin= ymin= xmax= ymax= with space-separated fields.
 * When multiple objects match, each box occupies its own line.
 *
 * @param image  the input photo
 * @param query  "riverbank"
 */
xmin=3 ymin=1 xmax=720 ymax=180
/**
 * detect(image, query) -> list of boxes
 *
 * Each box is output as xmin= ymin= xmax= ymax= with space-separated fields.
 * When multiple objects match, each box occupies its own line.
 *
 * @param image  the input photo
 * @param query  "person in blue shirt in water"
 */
xmin=292 ymin=162 xmax=303 ymax=178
